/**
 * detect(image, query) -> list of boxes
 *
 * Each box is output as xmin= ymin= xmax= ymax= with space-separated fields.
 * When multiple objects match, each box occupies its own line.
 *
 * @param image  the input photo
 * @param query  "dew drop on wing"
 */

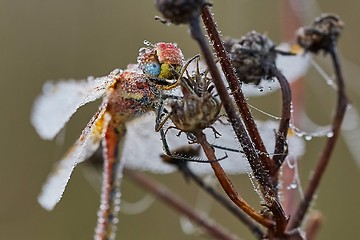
xmin=286 ymin=183 xmax=298 ymax=190
xmin=305 ymin=135 xmax=313 ymax=141
xmin=31 ymin=75 xmax=114 ymax=140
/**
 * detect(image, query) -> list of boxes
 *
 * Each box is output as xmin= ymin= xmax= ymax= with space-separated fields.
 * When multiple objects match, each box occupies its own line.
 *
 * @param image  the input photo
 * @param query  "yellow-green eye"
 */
xmin=158 ymin=63 xmax=175 ymax=79
xmin=144 ymin=62 xmax=161 ymax=76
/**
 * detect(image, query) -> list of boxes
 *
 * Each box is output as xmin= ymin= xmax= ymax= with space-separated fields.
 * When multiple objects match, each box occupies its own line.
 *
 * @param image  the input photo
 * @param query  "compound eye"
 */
xmin=143 ymin=61 xmax=161 ymax=77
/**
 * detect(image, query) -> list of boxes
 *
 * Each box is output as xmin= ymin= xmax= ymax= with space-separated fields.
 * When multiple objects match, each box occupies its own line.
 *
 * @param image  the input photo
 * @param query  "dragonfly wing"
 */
xmin=188 ymin=120 xmax=306 ymax=175
xmin=38 ymin=102 xmax=111 ymax=210
xmin=31 ymin=72 xmax=116 ymax=140
xmin=339 ymin=106 xmax=360 ymax=167
xmin=123 ymin=114 xmax=305 ymax=175
xmin=123 ymin=113 xmax=177 ymax=174
xmin=276 ymin=43 xmax=311 ymax=83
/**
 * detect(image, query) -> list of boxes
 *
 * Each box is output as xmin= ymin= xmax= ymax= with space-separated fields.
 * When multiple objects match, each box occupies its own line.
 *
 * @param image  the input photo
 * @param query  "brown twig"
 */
xmin=288 ymin=43 xmax=348 ymax=230
xmin=270 ymin=65 xmax=292 ymax=172
xmin=201 ymin=6 xmax=275 ymax=175
xmin=190 ymin=8 xmax=272 ymax=199
xmin=193 ymin=131 xmax=274 ymax=229
xmin=123 ymin=168 xmax=239 ymax=240
xmin=196 ymin=6 xmax=288 ymax=235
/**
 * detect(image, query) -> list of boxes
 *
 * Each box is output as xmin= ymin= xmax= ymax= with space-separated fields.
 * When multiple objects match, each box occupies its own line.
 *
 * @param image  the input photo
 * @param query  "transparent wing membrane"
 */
xmin=31 ymin=74 xmax=115 ymax=140
xmin=123 ymin=113 xmax=305 ymax=175
xmin=38 ymin=103 xmax=110 ymax=210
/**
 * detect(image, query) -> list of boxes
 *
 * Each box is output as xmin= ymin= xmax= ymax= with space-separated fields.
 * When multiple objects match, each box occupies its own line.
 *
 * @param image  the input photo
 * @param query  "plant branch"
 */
xmin=287 ymin=43 xmax=348 ymax=230
xmin=201 ymin=6 xmax=275 ymax=175
xmin=270 ymin=65 xmax=292 ymax=172
xmin=190 ymin=7 xmax=271 ymax=201
xmin=194 ymin=6 xmax=287 ymax=235
xmin=193 ymin=130 xmax=274 ymax=229
xmin=124 ymin=168 xmax=239 ymax=240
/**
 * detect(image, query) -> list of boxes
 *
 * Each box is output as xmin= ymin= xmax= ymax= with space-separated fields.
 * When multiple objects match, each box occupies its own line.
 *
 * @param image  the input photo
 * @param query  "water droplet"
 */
xmin=296 ymin=132 xmax=304 ymax=137
xmin=305 ymin=135 xmax=313 ymax=141
xmin=112 ymin=218 xmax=119 ymax=224
xmin=290 ymin=102 xmax=294 ymax=113
xmin=326 ymin=131 xmax=334 ymax=138
xmin=287 ymin=183 xmax=297 ymax=190
xmin=143 ymin=40 xmax=152 ymax=46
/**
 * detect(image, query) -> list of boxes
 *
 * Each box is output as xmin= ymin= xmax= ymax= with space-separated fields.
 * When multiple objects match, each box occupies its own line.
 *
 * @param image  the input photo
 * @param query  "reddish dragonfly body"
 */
xmin=32 ymin=42 xmax=184 ymax=239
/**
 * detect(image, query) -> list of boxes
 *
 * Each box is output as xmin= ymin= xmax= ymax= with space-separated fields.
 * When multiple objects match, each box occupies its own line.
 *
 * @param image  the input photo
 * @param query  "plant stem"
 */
xmin=194 ymin=5 xmax=287 ymax=235
xmin=201 ymin=6 xmax=275 ymax=175
xmin=194 ymin=131 xmax=274 ymax=229
xmin=270 ymin=65 xmax=292 ymax=172
xmin=190 ymin=8 xmax=271 ymax=200
xmin=287 ymin=44 xmax=348 ymax=230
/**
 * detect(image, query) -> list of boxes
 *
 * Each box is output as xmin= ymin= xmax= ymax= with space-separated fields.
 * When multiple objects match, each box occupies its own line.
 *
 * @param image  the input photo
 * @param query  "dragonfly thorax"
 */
xmin=107 ymin=70 xmax=159 ymax=125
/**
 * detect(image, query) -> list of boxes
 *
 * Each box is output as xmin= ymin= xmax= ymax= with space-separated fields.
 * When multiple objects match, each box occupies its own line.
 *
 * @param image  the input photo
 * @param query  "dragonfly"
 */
xmin=31 ymin=41 xmax=185 ymax=240
xmin=32 ymin=40 xmax=310 ymax=239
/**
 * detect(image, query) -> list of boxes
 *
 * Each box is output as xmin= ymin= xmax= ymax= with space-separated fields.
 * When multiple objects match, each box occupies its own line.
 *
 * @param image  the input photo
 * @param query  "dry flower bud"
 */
xmin=156 ymin=0 xmax=205 ymax=24
xmin=297 ymin=13 xmax=344 ymax=53
xmin=224 ymin=31 xmax=277 ymax=85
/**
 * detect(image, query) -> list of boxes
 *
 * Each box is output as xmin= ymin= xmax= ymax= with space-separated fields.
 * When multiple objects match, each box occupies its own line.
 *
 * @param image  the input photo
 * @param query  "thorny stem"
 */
xmin=265 ymin=67 xmax=292 ymax=235
xmin=190 ymin=8 xmax=271 ymax=203
xmin=287 ymin=44 xmax=348 ymax=230
xmin=123 ymin=168 xmax=239 ymax=240
xmin=194 ymin=5 xmax=288 ymax=234
xmin=179 ymin=163 xmax=265 ymax=239
xmin=194 ymin=130 xmax=274 ymax=229
xmin=201 ymin=6 xmax=276 ymax=176
xmin=270 ymin=65 xmax=292 ymax=172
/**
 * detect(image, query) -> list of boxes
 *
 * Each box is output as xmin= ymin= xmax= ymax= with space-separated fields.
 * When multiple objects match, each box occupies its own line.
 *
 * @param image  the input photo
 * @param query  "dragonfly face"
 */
xmin=138 ymin=42 xmax=184 ymax=90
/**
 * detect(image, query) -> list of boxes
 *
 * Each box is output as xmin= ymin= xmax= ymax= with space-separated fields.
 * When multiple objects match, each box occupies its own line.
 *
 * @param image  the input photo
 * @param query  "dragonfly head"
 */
xmin=138 ymin=42 xmax=184 ymax=90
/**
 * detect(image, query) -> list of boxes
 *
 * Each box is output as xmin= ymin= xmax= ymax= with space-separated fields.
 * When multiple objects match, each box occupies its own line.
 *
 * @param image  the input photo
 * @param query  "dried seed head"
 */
xmin=297 ymin=13 xmax=344 ymax=53
xmin=224 ymin=31 xmax=277 ymax=85
xmin=170 ymin=93 xmax=221 ymax=133
xmin=156 ymin=0 xmax=205 ymax=24
xmin=168 ymin=56 xmax=221 ymax=133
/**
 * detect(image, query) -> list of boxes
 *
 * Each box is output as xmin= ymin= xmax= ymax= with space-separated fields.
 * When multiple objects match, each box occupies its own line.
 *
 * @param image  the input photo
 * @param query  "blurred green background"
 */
xmin=1 ymin=0 xmax=359 ymax=239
